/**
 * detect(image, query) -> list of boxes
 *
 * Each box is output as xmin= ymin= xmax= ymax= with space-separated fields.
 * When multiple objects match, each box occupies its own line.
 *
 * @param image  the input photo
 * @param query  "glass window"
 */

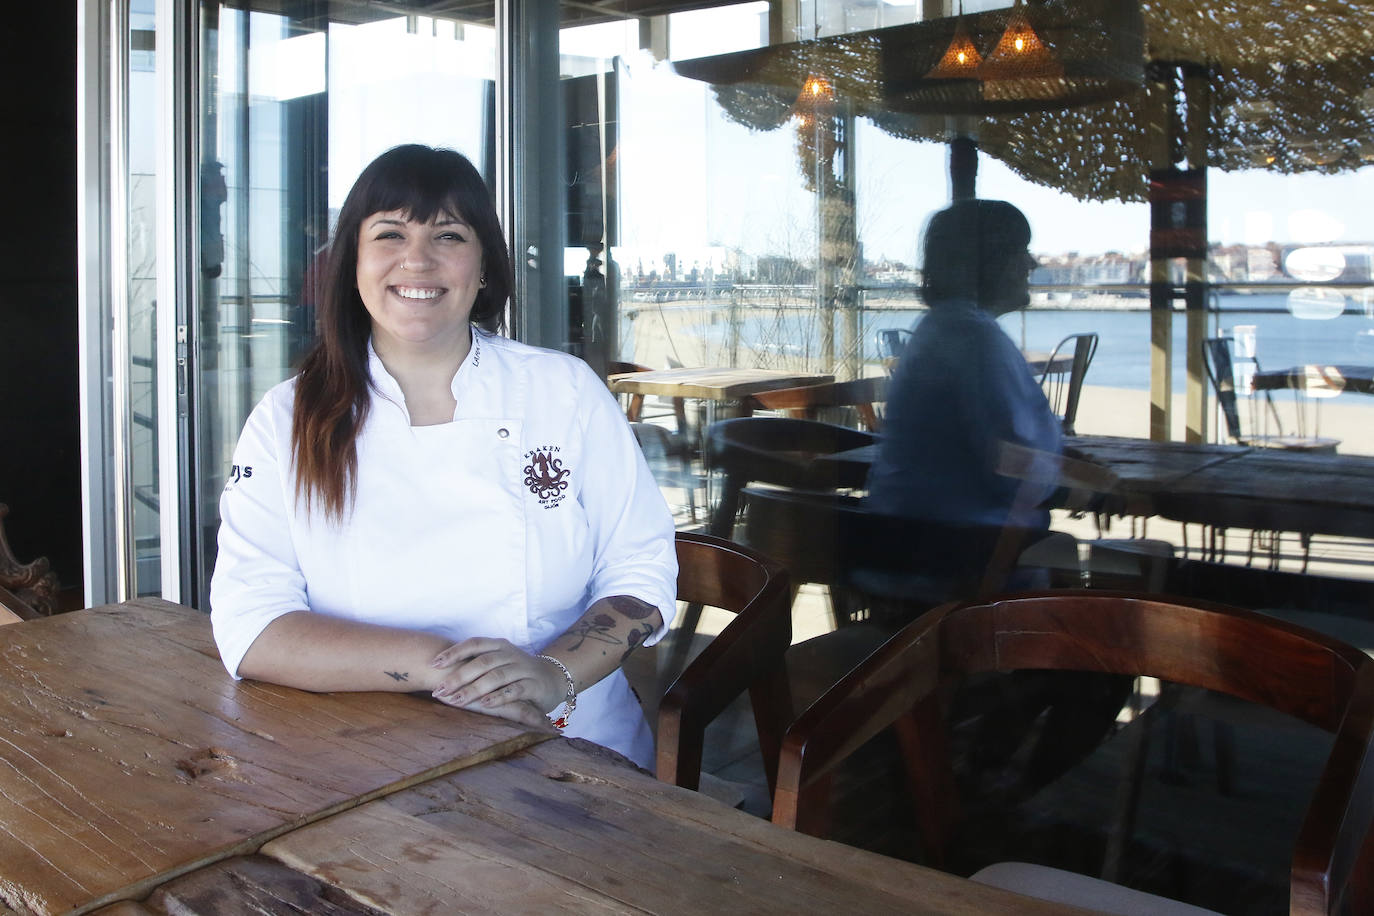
xmin=192 ymin=4 xmax=496 ymax=606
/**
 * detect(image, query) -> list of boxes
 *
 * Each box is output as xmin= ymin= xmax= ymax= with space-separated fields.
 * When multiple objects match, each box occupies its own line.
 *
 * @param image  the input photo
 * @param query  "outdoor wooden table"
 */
xmin=1251 ymin=364 xmax=1374 ymax=395
xmin=1066 ymin=434 xmax=1374 ymax=538
xmin=2 ymin=601 xmax=1081 ymax=915
xmin=809 ymin=435 xmax=1374 ymax=540
xmin=0 ymin=599 xmax=547 ymax=915
xmin=607 ymin=366 xmax=835 ymax=403
xmin=126 ymin=737 xmax=1080 ymax=915
xmin=882 ymin=349 xmax=1071 ymax=377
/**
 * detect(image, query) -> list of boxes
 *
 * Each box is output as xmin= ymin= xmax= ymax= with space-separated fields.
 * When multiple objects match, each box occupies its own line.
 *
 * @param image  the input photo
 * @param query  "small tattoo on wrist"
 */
xmin=385 ymin=671 xmax=410 ymax=682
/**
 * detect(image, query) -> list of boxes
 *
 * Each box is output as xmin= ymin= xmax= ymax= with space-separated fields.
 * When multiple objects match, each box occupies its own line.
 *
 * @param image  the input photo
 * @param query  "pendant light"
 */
xmin=978 ymin=0 xmax=1063 ymax=81
xmin=925 ymin=2 xmax=982 ymax=80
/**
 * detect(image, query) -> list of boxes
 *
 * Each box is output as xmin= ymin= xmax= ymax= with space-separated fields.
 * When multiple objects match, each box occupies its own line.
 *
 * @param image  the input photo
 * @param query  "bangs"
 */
xmin=351 ymin=145 xmax=489 ymax=227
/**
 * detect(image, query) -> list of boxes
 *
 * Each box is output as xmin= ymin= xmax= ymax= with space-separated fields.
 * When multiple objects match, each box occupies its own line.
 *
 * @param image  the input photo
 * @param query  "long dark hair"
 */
xmin=291 ymin=145 xmax=514 ymax=520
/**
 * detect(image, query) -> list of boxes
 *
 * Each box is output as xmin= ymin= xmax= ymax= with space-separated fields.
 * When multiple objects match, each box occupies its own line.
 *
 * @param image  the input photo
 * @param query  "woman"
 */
xmin=210 ymin=145 xmax=677 ymax=769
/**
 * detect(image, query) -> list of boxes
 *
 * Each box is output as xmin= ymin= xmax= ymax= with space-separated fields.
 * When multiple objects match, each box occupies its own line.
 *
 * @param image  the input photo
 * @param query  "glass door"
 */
xmin=189 ymin=4 xmax=497 ymax=607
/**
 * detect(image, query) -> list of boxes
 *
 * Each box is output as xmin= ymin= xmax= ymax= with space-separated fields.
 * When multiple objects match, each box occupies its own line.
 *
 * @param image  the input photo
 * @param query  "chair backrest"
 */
xmin=705 ymin=417 xmax=877 ymax=537
xmin=744 ymin=377 xmax=888 ymax=432
xmin=774 ymin=590 xmax=1374 ymax=915
xmin=1203 ymin=336 xmax=1245 ymax=442
xmin=0 ymin=504 xmax=57 ymax=619
xmin=738 ymin=486 xmax=1053 ymax=623
xmin=656 ymin=532 xmax=794 ymax=793
xmin=1039 ymin=333 xmax=1098 ymax=435
xmin=876 ymin=328 xmax=913 ymax=361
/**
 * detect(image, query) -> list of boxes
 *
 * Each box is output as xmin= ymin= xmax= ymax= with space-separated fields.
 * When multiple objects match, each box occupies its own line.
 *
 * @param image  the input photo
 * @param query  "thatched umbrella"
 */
xmin=675 ymin=0 xmax=1374 ymax=202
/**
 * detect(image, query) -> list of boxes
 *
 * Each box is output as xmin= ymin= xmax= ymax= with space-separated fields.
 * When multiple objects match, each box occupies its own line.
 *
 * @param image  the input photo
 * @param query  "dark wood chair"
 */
xmin=654 ymin=532 xmax=794 ymax=794
xmin=705 ymin=417 xmax=876 ymax=539
xmin=1038 ymin=332 xmax=1098 ymax=435
xmin=653 ymin=532 xmax=905 ymax=805
xmin=773 ymin=591 xmax=1374 ymax=916
xmin=743 ymin=376 xmax=888 ymax=433
xmin=0 ymin=503 xmax=59 ymax=619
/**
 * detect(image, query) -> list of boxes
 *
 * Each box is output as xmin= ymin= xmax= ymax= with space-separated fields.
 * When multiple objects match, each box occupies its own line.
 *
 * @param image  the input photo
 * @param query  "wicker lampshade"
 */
xmin=978 ymin=0 xmax=1064 ymax=81
xmin=925 ymin=15 xmax=984 ymax=80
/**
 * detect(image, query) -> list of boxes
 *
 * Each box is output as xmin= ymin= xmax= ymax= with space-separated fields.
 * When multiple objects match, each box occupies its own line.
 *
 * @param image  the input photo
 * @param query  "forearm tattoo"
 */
xmin=620 ymin=622 xmax=655 ymax=663
xmin=384 ymin=671 xmax=410 ymax=682
xmin=565 ymin=597 xmax=659 ymax=657
xmin=605 ymin=595 xmax=655 ymax=619
xmin=567 ymin=613 xmax=622 ymax=650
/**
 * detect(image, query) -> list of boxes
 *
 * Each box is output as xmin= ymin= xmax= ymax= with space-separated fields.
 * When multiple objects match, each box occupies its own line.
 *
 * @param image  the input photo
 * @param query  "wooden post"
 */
xmin=1183 ymin=64 xmax=1211 ymax=445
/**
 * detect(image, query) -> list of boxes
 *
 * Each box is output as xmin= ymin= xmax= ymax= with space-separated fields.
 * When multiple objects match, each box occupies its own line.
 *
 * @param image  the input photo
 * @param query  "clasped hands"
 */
xmin=428 ymin=637 xmax=567 ymax=730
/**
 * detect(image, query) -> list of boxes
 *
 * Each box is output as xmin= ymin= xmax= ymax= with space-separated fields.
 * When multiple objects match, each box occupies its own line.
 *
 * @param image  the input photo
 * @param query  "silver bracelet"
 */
xmin=536 ymin=654 xmax=577 ymax=729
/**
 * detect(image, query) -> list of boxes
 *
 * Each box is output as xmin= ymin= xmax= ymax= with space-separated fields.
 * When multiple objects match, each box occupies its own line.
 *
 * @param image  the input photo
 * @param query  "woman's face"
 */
xmin=355 ymin=208 xmax=484 ymax=355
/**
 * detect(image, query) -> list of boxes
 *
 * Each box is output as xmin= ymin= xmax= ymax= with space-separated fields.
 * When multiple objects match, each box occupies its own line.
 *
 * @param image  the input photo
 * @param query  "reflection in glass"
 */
xmin=127 ymin=0 xmax=160 ymax=596
xmin=192 ymin=6 xmax=495 ymax=606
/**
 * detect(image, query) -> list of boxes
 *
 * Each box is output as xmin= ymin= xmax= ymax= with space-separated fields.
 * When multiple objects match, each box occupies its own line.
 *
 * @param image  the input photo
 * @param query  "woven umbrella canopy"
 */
xmin=676 ymin=0 xmax=1374 ymax=202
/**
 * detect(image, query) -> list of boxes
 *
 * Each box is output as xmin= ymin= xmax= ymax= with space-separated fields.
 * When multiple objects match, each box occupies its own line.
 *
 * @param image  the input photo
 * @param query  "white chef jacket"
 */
xmin=210 ymin=329 xmax=678 ymax=768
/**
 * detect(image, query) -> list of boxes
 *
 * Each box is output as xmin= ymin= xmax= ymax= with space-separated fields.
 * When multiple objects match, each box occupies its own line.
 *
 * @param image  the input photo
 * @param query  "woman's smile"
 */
xmin=355 ymin=209 xmax=485 ymax=354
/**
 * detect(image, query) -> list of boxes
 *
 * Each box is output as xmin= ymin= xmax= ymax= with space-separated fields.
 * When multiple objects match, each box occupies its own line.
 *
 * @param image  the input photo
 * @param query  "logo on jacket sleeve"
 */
xmin=523 ymin=447 xmax=570 ymax=508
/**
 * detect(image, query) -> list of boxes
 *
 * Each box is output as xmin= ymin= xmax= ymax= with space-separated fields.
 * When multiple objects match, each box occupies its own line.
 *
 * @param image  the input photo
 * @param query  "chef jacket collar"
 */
xmin=365 ymin=327 xmax=481 ymax=422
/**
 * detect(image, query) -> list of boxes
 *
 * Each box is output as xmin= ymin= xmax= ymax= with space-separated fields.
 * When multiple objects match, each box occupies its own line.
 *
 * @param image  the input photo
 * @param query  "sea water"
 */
xmin=684 ymin=292 xmax=1374 ymax=392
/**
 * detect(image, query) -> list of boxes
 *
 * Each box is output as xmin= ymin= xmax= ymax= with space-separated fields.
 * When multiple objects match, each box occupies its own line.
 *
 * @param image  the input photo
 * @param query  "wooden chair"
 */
xmin=705 ymin=417 xmax=876 ymax=539
xmin=773 ymin=591 xmax=1374 ymax=916
xmin=743 ymin=376 xmax=888 ymax=433
xmin=653 ymin=533 xmax=902 ymax=804
xmin=1038 ymin=332 xmax=1098 ymax=435
xmin=654 ymin=532 xmax=794 ymax=794
xmin=737 ymin=486 xmax=1054 ymax=628
xmin=1203 ymin=337 xmax=1339 ymax=453
xmin=0 ymin=503 xmax=58 ymax=619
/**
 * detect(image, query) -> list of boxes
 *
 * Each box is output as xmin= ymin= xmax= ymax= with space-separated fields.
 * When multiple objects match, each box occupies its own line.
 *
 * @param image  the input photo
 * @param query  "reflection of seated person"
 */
xmin=866 ymin=199 xmax=1060 ymax=534
xmin=865 ymin=200 xmax=1125 ymax=800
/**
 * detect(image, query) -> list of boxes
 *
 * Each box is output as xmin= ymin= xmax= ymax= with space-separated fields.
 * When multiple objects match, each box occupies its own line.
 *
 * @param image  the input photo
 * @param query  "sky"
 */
xmin=247 ymin=4 xmax=1374 ymax=270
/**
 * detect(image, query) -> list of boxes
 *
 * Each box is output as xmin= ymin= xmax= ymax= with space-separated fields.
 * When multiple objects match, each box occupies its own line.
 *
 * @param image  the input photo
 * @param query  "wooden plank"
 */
xmin=141 ymin=856 xmax=385 ymax=915
xmin=266 ymin=738 xmax=1079 ymax=915
xmin=0 ymin=599 xmax=550 ymax=916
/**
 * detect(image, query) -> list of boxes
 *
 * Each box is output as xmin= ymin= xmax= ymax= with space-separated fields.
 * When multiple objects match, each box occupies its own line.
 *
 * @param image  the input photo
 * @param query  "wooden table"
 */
xmin=1065 ymin=434 xmax=1374 ymax=539
xmin=810 ymin=435 xmax=1374 ymax=539
xmin=607 ymin=366 xmax=835 ymax=402
xmin=0 ymin=601 xmax=1077 ymax=915
xmin=1251 ymin=364 xmax=1374 ymax=395
xmin=882 ymin=349 xmax=1071 ymax=377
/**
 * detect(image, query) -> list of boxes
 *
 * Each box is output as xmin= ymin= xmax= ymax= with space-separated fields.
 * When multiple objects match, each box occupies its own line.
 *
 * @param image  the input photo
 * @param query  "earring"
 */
xmin=479 ymin=272 xmax=487 ymax=288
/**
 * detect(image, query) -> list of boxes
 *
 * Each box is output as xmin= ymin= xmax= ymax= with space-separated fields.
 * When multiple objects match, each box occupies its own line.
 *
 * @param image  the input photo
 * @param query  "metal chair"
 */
xmin=877 ymin=328 xmax=913 ymax=376
xmin=1038 ymin=332 xmax=1098 ymax=435
xmin=1203 ymin=337 xmax=1339 ymax=453
xmin=629 ymin=422 xmax=702 ymax=522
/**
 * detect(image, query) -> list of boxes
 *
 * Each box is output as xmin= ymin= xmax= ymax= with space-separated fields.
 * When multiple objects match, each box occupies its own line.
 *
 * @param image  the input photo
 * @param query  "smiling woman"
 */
xmin=208 ymin=145 xmax=678 ymax=770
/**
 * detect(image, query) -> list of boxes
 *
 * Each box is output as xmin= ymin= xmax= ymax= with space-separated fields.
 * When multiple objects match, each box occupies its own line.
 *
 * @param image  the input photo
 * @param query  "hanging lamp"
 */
xmin=977 ymin=0 xmax=1063 ymax=81
xmin=924 ymin=2 xmax=982 ymax=80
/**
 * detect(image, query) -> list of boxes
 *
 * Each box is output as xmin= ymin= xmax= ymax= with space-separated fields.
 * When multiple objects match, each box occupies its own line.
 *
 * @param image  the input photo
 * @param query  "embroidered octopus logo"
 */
xmin=523 ymin=449 xmax=570 ymax=505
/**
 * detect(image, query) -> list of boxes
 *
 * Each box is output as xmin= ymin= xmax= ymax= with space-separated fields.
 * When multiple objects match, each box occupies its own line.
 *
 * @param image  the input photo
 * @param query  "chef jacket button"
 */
xmin=497 ymin=427 xmax=509 ymax=439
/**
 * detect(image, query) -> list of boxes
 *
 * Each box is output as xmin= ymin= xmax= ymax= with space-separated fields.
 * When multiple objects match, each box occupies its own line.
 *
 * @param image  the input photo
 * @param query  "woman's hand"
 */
xmin=429 ymin=637 xmax=567 ymax=728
